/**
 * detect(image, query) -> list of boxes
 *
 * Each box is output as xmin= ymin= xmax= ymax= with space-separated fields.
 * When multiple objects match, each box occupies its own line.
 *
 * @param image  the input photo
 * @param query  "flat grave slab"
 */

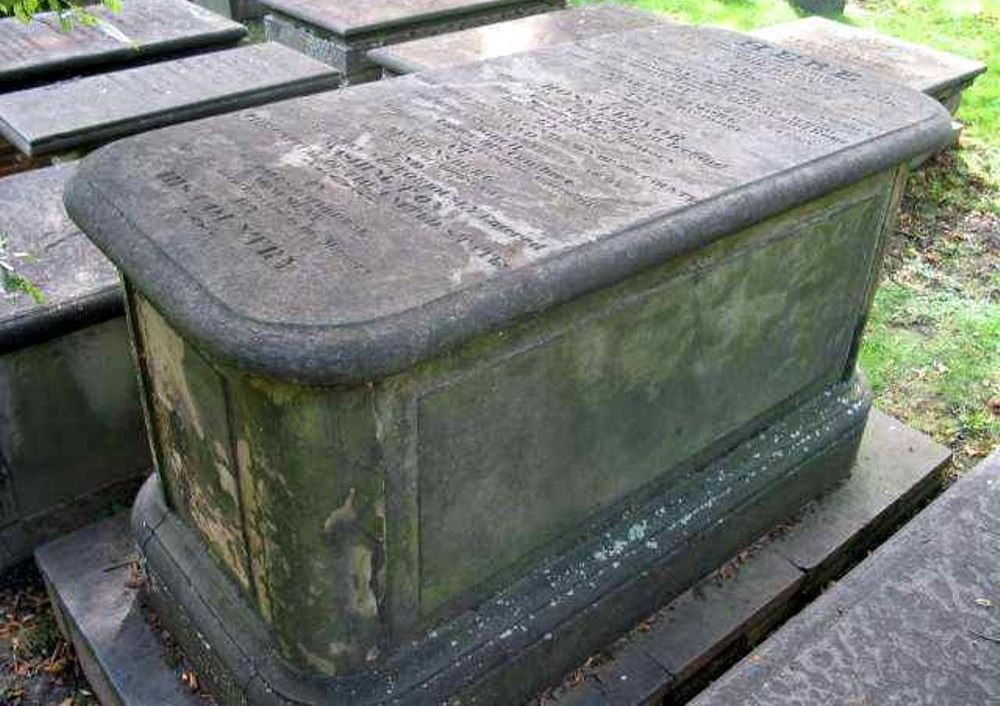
xmin=0 ymin=0 xmax=246 ymax=92
xmin=0 ymin=42 xmax=341 ymax=157
xmin=261 ymin=0 xmax=566 ymax=83
xmin=547 ymin=409 xmax=952 ymax=704
xmin=751 ymin=17 xmax=986 ymax=113
xmin=693 ymin=445 xmax=1000 ymax=706
xmin=0 ymin=165 xmax=149 ymax=571
xmin=368 ymin=4 xmax=663 ymax=76
xmin=35 ymin=512 xmax=201 ymax=706
xmin=66 ymin=23 xmax=952 ymax=704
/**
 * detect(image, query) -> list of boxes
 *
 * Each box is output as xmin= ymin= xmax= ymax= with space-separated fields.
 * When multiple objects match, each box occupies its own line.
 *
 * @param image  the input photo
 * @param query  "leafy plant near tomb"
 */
xmin=0 ymin=234 xmax=44 ymax=304
xmin=0 ymin=0 xmax=121 ymax=30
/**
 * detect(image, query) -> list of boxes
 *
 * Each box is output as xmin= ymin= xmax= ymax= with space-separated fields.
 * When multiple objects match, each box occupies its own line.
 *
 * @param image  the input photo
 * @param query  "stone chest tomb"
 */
xmin=0 ymin=43 xmax=341 ymax=159
xmin=368 ymin=4 xmax=663 ymax=77
xmin=0 ymin=0 xmax=246 ymax=92
xmin=65 ymin=24 xmax=952 ymax=704
xmin=260 ymin=0 xmax=566 ymax=84
xmin=752 ymin=17 xmax=986 ymax=118
xmin=0 ymin=165 xmax=149 ymax=570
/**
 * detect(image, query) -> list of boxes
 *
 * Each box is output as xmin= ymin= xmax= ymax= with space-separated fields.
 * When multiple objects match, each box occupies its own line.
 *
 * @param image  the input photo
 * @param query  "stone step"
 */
xmin=548 ymin=409 xmax=951 ymax=704
xmin=691 ymin=445 xmax=1000 ymax=706
xmin=35 ymin=511 xmax=201 ymax=706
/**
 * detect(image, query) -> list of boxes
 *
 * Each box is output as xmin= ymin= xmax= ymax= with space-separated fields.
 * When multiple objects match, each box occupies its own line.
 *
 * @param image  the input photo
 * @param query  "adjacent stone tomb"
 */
xmin=0 ymin=0 xmax=246 ymax=92
xmin=0 ymin=164 xmax=149 ymax=571
xmin=0 ymin=43 xmax=341 ymax=159
xmin=261 ymin=0 xmax=567 ymax=83
xmin=66 ymin=23 xmax=952 ymax=705
xmin=752 ymin=17 xmax=986 ymax=118
xmin=368 ymin=3 xmax=663 ymax=76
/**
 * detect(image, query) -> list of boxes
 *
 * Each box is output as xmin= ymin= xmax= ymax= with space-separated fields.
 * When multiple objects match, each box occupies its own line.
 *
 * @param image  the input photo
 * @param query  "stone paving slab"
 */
xmin=548 ymin=410 xmax=951 ymax=705
xmin=35 ymin=510 xmax=201 ymax=706
xmin=35 ymin=513 xmax=205 ymax=706
xmin=0 ymin=0 xmax=246 ymax=92
xmin=772 ymin=410 xmax=949 ymax=578
xmin=693 ymin=446 xmax=1000 ymax=706
xmin=0 ymin=43 xmax=340 ymax=157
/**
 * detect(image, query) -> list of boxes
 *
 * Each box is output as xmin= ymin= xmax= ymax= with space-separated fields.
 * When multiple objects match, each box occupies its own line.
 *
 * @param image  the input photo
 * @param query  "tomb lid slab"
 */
xmin=0 ymin=43 xmax=342 ymax=157
xmin=0 ymin=164 xmax=121 ymax=353
xmin=751 ymin=17 xmax=987 ymax=96
xmin=367 ymin=4 xmax=663 ymax=75
xmin=64 ymin=24 xmax=954 ymax=384
xmin=257 ymin=0 xmax=557 ymax=37
xmin=0 ymin=0 xmax=246 ymax=91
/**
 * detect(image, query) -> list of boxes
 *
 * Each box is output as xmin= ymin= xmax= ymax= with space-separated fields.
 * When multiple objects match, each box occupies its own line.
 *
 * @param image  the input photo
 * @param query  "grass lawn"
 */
xmin=576 ymin=0 xmax=1000 ymax=472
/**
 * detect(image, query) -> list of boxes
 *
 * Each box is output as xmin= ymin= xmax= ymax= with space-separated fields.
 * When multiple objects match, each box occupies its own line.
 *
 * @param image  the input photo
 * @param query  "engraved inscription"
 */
xmin=90 ymin=23 xmax=940 ymax=326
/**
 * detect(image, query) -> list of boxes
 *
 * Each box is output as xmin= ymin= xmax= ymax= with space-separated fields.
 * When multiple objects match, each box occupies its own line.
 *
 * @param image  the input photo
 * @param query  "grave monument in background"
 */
xmin=261 ymin=0 xmax=566 ymax=84
xmin=64 ymin=22 xmax=952 ymax=704
xmin=753 ymin=17 xmax=986 ymax=123
xmin=0 ymin=165 xmax=149 ymax=570
xmin=0 ymin=0 xmax=246 ymax=91
xmin=368 ymin=3 xmax=663 ymax=76
xmin=0 ymin=43 xmax=341 ymax=160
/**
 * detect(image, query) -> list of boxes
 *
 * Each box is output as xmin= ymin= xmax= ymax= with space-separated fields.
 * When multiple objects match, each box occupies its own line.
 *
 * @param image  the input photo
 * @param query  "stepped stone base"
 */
xmin=37 ymin=410 xmax=950 ymax=705
xmin=548 ymin=409 xmax=951 ymax=704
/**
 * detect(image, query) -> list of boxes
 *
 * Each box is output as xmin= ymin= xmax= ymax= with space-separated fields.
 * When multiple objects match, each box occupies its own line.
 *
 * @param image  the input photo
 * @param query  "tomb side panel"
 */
xmin=133 ymin=295 xmax=253 ymax=594
xmin=226 ymin=375 xmax=385 ymax=674
xmin=0 ymin=319 xmax=148 ymax=516
xmin=412 ymin=173 xmax=895 ymax=619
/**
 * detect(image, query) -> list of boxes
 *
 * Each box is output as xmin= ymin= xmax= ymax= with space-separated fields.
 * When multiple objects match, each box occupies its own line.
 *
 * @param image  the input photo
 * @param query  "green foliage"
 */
xmin=0 ymin=234 xmax=45 ymax=304
xmin=0 ymin=0 xmax=121 ymax=30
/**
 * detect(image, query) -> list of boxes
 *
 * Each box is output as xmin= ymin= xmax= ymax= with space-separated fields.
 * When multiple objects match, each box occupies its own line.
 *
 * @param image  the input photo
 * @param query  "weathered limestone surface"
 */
xmin=752 ymin=17 xmax=987 ymax=111
xmin=67 ymin=23 xmax=951 ymax=704
xmin=693 ymin=448 xmax=1000 ymax=706
xmin=368 ymin=4 xmax=663 ymax=76
xmin=0 ymin=43 xmax=341 ymax=157
xmin=0 ymin=165 xmax=149 ymax=570
xmin=0 ymin=0 xmax=246 ymax=91
xmin=261 ymin=0 xmax=566 ymax=82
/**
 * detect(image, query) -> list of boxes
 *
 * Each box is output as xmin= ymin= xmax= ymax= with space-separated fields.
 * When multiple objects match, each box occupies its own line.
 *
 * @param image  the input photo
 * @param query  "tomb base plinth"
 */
xmin=134 ymin=374 xmax=870 ymax=705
